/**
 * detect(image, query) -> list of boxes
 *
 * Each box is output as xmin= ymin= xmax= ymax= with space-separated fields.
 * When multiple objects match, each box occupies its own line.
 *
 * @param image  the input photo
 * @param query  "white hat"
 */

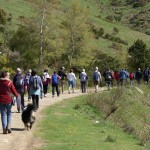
xmin=28 ymin=69 xmax=32 ymax=73
xmin=95 ymin=67 xmax=98 ymax=70
xmin=16 ymin=68 xmax=21 ymax=72
xmin=83 ymin=69 xmax=85 ymax=72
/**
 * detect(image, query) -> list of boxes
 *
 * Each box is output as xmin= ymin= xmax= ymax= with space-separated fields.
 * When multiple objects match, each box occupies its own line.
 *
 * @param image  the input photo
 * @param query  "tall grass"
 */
xmin=85 ymin=86 xmax=150 ymax=146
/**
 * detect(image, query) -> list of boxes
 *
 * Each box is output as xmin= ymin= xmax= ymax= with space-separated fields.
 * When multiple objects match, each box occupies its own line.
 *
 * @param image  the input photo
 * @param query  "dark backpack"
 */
xmin=93 ymin=72 xmax=99 ymax=81
xmin=144 ymin=70 xmax=149 ymax=77
xmin=105 ymin=71 xmax=112 ymax=80
xmin=52 ymin=74 xmax=58 ymax=84
xmin=32 ymin=77 xmax=39 ymax=90
xmin=80 ymin=73 xmax=87 ymax=82
xmin=15 ymin=75 xmax=22 ymax=88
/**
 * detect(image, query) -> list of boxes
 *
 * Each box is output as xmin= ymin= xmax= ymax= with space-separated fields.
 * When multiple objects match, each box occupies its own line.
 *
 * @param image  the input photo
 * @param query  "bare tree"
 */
xmin=38 ymin=0 xmax=47 ymax=70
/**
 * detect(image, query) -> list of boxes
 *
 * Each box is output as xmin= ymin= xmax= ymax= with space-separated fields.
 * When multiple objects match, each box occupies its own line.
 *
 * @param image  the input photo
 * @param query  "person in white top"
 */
xmin=67 ymin=69 xmax=76 ymax=94
xmin=42 ymin=69 xmax=50 ymax=97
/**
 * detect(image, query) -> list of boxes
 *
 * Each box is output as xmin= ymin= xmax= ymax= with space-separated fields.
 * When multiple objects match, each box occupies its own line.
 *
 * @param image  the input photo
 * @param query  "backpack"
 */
xmin=15 ymin=75 xmax=22 ymax=88
xmin=80 ymin=73 xmax=87 ymax=82
xmin=93 ymin=72 xmax=99 ymax=81
xmin=42 ymin=75 xmax=47 ymax=82
xmin=144 ymin=70 xmax=149 ymax=77
xmin=32 ymin=77 xmax=39 ymax=90
xmin=129 ymin=73 xmax=134 ymax=79
xmin=106 ymin=71 xmax=112 ymax=80
xmin=24 ymin=75 xmax=30 ymax=86
xmin=52 ymin=74 xmax=58 ymax=84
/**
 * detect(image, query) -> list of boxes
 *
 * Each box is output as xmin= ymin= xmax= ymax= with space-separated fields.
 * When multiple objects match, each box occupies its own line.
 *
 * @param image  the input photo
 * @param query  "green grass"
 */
xmin=35 ymin=96 xmax=148 ymax=150
xmin=85 ymin=86 xmax=150 ymax=146
xmin=0 ymin=0 xmax=37 ymax=29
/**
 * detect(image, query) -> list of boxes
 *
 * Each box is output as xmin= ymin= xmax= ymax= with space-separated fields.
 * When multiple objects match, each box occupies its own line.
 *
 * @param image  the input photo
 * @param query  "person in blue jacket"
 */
xmin=119 ymin=68 xmax=127 ymax=86
xmin=29 ymin=70 xmax=43 ymax=112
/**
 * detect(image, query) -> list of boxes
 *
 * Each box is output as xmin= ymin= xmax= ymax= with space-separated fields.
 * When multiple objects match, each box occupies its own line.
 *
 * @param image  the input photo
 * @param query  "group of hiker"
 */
xmin=0 ymin=66 xmax=150 ymax=134
xmin=102 ymin=67 xmax=150 ymax=90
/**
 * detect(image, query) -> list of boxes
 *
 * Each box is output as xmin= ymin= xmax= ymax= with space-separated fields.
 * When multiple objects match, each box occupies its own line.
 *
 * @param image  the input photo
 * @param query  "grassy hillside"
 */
xmin=0 ymin=0 xmax=150 ymax=70
xmin=0 ymin=0 xmax=37 ymax=29
xmin=85 ymin=86 xmax=150 ymax=145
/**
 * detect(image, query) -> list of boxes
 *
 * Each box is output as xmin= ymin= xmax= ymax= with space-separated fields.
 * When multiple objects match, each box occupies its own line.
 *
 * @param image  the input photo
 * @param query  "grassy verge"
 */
xmin=85 ymin=86 xmax=150 ymax=146
xmin=34 ymin=93 xmax=149 ymax=150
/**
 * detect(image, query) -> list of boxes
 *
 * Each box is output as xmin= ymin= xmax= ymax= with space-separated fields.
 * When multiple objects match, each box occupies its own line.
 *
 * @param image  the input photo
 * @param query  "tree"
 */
xmin=9 ymin=25 xmax=40 ymax=70
xmin=60 ymin=2 xmax=93 ymax=68
xmin=128 ymin=39 xmax=150 ymax=69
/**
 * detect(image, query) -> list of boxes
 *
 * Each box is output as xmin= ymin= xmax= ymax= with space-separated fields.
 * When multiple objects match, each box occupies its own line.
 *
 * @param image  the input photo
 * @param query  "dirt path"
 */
xmin=0 ymin=88 xmax=98 ymax=150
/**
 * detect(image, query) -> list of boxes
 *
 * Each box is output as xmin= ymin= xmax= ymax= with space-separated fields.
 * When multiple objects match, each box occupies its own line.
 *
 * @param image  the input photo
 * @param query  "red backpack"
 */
xmin=129 ymin=73 xmax=134 ymax=79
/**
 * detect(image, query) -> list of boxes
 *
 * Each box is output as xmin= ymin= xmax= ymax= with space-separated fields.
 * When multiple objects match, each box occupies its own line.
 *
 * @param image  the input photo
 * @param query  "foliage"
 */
xmin=9 ymin=25 xmax=40 ymax=70
xmin=60 ymin=2 xmax=93 ymax=68
xmin=0 ymin=8 xmax=7 ymax=25
xmin=128 ymin=39 xmax=150 ymax=69
xmin=0 ymin=0 xmax=150 ymax=73
xmin=91 ymin=26 xmax=104 ymax=39
xmin=125 ymin=0 xmax=150 ymax=7
xmin=110 ymin=0 xmax=124 ymax=6
xmin=91 ymin=50 xmax=122 ymax=71
xmin=104 ymin=33 xmax=128 ymax=45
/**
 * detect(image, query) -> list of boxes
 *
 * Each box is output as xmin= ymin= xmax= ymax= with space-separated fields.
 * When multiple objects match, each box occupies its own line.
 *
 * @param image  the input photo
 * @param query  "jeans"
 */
xmin=68 ymin=81 xmax=75 ymax=93
xmin=16 ymin=92 xmax=24 ymax=111
xmin=106 ymin=81 xmax=112 ymax=91
xmin=43 ymin=84 xmax=48 ymax=95
xmin=0 ymin=103 xmax=12 ymax=129
xmin=32 ymin=95 xmax=39 ymax=111
xmin=81 ymin=81 xmax=87 ymax=93
xmin=52 ymin=83 xmax=59 ymax=96
xmin=130 ymin=79 xmax=134 ymax=86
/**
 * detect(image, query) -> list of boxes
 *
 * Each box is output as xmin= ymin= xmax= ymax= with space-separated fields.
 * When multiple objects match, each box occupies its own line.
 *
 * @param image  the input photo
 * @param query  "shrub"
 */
xmin=106 ymin=15 xmax=114 ymax=23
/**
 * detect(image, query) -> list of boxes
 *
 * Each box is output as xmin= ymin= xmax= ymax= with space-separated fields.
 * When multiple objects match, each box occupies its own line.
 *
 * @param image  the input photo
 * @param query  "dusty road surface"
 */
xmin=0 ymin=88 xmax=97 ymax=150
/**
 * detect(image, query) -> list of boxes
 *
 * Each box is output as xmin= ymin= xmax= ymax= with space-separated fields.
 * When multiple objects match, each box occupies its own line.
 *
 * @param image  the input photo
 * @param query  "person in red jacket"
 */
xmin=0 ymin=71 xmax=18 ymax=134
xmin=114 ymin=71 xmax=120 ymax=86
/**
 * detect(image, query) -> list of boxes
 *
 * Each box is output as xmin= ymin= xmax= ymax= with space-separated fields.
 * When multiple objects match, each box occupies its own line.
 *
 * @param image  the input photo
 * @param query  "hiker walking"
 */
xmin=24 ymin=69 xmax=32 ymax=101
xmin=51 ymin=71 xmax=61 ymax=97
xmin=111 ymin=69 xmax=115 ymax=88
xmin=0 ymin=71 xmax=18 ymax=134
xmin=93 ymin=67 xmax=102 ymax=93
xmin=42 ymin=69 xmax=50 ymax=97
xmin=119 ymin=68 xmax=127 ymax=86
xmin=13 ymin=68 xmax=25 ymax=112
xmin=125 ymin=69 xmax=129 ymax=85
xmin=79 ymin=69 xmax=88 ymax=93
xmin=143 ymin=67 xmax=150 ymax=85
xmin=103 ymin=68 xmax=113 ymax=91
xmin=135 ymin=68 xmax=142 ymax=86
xmin=129 ymin=71 xmax=135 ymax=87
xmin=58 ymin=66 xmax=67 ymax=94
xmin=114 ymin=71 xmax=120 ymax=86
xmin=67 ymin=69 xmax=76 ymax=94
xmin=29 ymin=70 xmax=43 ymax=112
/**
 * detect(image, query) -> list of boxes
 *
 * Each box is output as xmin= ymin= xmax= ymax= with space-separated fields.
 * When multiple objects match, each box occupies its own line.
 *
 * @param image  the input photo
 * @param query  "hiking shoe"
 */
xmin=7 ymin=128 xmax=12 ymax=134
xmin=3 ymin=128 xmax=7 ymax=134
